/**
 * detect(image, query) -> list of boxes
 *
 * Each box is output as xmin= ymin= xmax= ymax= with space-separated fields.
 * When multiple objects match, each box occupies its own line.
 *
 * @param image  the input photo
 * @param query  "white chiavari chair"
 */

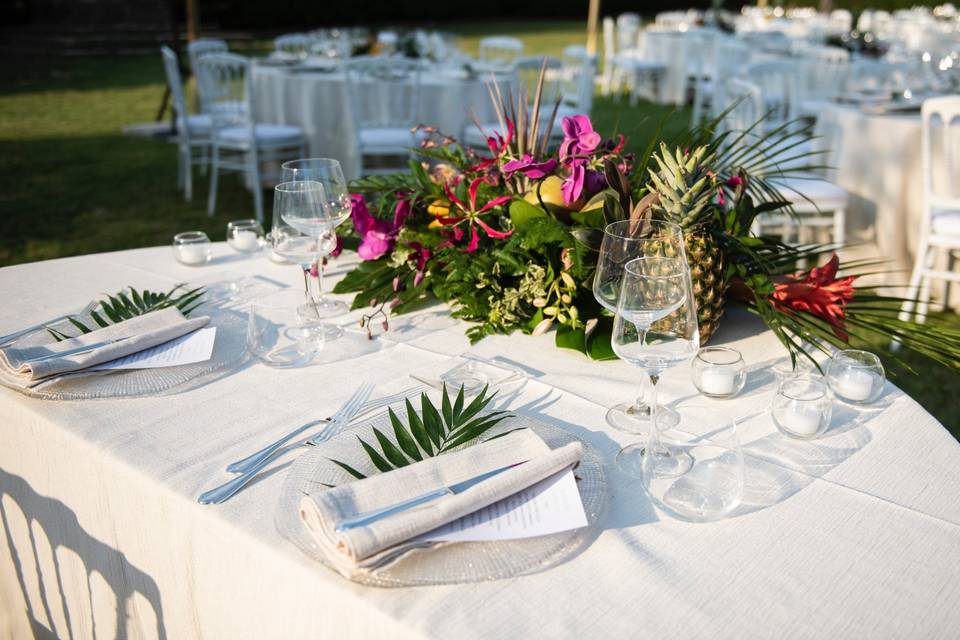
xmin=160 ymin=46 xmax=212 ymax=202
xmin=899 ymin=96 xmax=960 ymax=325
xmin=196 ymin=53 xmax=306 ymax=221
xmin=478 ymin=36 xmax=524 ymax=66
xmin=273 ymin=33 xmax=310 ymax=59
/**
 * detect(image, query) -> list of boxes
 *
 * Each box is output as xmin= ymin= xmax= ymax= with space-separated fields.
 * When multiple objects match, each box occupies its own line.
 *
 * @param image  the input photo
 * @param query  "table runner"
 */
xmin=1 ymin=244 xmax=959 ymax=639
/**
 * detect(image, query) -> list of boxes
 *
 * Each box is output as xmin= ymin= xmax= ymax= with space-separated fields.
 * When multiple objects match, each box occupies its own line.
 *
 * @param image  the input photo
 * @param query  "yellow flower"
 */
xmin=427 ymin=199 xmax=450 ymax=218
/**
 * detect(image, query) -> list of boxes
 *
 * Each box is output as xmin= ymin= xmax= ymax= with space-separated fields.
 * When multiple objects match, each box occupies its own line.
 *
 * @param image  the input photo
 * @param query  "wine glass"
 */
xmin=612 ymin=256 xmax=700 ymax=478
xmin=281 ymin=158 xmax=351 ymax=318
xmin=641 ymin=406 xmax=745 ymax=522
xmin=271 ymin=181 xmax=342 ymax=338
xmin=593 ymin=219 xmax=687 ymax=433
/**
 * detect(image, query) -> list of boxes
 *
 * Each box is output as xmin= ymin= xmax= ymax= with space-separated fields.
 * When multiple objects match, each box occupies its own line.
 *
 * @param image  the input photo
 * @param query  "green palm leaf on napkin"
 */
xmin=47 ymin=284 xmax=205 ymax=341
xmin=330 ymin=384 xmax=512 ymax=480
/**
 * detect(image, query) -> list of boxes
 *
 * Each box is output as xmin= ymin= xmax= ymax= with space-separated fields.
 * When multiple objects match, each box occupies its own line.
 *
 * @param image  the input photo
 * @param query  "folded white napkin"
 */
xmin=0 ymin=307 xmax=209 ymax=388
xmin=299 ymin=428 xmax=582 ymax=579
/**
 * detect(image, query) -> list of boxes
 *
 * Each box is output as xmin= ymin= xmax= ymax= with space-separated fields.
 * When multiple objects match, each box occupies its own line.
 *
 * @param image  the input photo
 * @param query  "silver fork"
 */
xmin=225 ymin=382 xmax=428 ymax=474
xmin=197 ymin=383 xmax=376 ymax=505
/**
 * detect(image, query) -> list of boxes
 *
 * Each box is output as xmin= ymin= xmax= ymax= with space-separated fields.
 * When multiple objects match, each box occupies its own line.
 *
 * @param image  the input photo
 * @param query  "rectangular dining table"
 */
xmin=1 ymin=244 xmax=959 ymax=639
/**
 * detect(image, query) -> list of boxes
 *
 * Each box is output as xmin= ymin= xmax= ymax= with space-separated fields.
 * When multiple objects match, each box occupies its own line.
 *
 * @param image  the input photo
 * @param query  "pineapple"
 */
xmin=647 ymin=143 xmax=728 ymax=343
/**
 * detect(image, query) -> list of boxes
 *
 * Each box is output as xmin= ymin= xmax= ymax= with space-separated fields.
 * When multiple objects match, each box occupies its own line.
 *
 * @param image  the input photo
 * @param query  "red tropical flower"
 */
xmin=771 ymin=254 xmax=857 ymax=340
xmin=439 ymin=177 xmax=513 ymax=253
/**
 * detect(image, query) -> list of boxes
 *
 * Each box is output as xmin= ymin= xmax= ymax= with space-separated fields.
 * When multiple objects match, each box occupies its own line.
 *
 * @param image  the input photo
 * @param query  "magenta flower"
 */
xmin=559 ymin=115 xmax=601 ymax=161
xmin=502 ymin=154 xmax=559 ymax=179
xmin=441 ymin=177 xmax=513 ymax=253
xmin=351 ymin=193 xmax=410 ymax=261
xmin=562 ymin=162 xmax=585 ymax=205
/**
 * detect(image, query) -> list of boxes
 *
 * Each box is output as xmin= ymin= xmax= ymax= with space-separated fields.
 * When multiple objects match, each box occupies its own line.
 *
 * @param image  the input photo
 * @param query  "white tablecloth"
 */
xmin=252 ymin=65 xmax=507 ymax=180
xmin=2 ymin=245 xmax=960 ymax=639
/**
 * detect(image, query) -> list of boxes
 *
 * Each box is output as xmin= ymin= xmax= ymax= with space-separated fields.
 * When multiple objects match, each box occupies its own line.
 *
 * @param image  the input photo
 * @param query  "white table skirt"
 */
xmin=252 ymin=66 xmax=508 ymax=180
xmin=2 ymin=245 xmax=960 ymax=639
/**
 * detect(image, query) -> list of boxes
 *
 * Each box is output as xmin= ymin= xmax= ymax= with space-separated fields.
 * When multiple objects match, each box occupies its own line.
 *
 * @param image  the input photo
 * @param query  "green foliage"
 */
xmin=47 ymin=284 xmax=204 ymax=340
xmin=329 ymin=384 xmax=511 ymax=479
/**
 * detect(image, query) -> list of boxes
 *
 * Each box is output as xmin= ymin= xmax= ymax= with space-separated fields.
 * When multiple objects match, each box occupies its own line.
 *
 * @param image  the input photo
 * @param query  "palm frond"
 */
xmin=330 ymin=384 xmax=512 ymax=479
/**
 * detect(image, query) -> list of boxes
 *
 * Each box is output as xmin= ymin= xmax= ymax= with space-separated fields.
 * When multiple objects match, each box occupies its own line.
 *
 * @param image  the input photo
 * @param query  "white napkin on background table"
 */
xmin=299 ymin=428 xmax=582 ymax=579
xmin=0 ymin=307 xmax=209 ymax=388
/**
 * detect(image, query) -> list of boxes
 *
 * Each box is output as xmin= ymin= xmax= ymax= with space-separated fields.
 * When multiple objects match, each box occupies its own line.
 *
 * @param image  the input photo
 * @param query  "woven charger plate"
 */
xmin=0 ymin=308 xmax=249 ymax=400
xmin=276 ymin=413 xmax=607 ymax=587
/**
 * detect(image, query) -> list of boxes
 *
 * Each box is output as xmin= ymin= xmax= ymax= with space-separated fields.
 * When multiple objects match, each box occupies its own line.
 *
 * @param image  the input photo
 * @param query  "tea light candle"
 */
xmin=231 ymin=230 xmax=260 ymax=252
xmin=700 ymin=367 xmax=737 ymax=396
xmin=831 ymin=369 xmax=874 ymax=402
xmin=176 ymin=243 xmax=208 ymax=265
xmin=779 ymin=402 xmax=823 ymax=436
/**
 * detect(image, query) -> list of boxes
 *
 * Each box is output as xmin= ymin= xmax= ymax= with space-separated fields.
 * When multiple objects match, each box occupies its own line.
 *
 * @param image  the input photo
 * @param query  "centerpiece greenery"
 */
xmin=333 ymin=69 xmax=960 ymax=376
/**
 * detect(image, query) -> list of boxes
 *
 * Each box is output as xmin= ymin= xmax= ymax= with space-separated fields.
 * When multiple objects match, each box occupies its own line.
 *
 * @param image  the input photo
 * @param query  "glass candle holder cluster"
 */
xmin=227 ymin=219 xmax=264 ymax=253
xmin=773 ymin=375 xmax=833 ymax=439
xmin=692 ymin=347 xmax=746 ymax=399
xmin=172 ymin=231 xmax=212 ymax=266
xmin=826 ymin=349 xmax=885 ymax=404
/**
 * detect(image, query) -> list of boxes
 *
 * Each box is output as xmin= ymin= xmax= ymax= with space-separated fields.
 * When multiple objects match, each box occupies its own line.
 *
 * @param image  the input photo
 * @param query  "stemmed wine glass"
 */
xmin=281 ymin=158 xmax=351 ymax=318
xmin=271 ymin=181 xmax=343 ymax=338
xmin=593 ymin=219 xmax=687 ymax=433
xmin=611 ymin=256 xmax=700 ymax=478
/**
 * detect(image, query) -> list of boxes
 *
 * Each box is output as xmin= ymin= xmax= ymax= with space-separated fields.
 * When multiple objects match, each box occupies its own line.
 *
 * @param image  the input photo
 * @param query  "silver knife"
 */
xmin=335 ymin=461 xmax=525 ymax=532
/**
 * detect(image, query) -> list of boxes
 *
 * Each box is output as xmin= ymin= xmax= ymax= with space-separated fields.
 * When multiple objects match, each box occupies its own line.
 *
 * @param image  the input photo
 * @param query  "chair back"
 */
xmin=274 ymin=33 xmax=310 ymax=58
xmin=603 ymin=16 xmax=617 ymax=60
xmin=195 ymin=53 xmax=254 ymax=136
xmin=616 ymin=13 xmax=641 ymax=52
xmin=746 ymin=60 xmax=800 ymax=125
xmin=561 ymin=45 xmax=596 ymax=114
xmin=160 ymin=46 xmax=190 ymax=138
xmin=187 ymin=38 xmax=228 ymax=73
xmin=344 ymin=56 xmax=422 ymax=129
xmin=479 ymin=36 xmax=524 ymax=65
xmin=922 ymin=96 xmax=960 ymax=215
xmin=718 ymin=76 xmax=764 ymax=135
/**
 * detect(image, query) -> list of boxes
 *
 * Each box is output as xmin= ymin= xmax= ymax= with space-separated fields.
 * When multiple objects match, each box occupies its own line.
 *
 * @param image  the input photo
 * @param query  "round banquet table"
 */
xmin=1 ymin=245 xmax=959 ymax=639
xmin=252 ymin=64 xmax=508 ymax=181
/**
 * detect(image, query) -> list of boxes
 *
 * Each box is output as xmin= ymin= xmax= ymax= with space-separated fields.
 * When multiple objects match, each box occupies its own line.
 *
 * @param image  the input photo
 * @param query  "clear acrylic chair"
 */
xmin=605 ymin=21 xmax=667 ymax=105
xmin=344 ymin=56 xmax=422 ymax=176
xmin=560 ymin=45 xmax=597 ymax=118
xmin=720 ymin=77 xmax=847 ymax=247
xmin=899 ymin=96 xmax=960 ymax=324
xmin=195 ymin=53 xmax=307 ymax=221
xmin=478 ymin=36 xmax=524 ymax=66
xmin=187 ymin=38 xmax=228 ymax=74
xmin=160 ymin=46 xmax=212 ymax=202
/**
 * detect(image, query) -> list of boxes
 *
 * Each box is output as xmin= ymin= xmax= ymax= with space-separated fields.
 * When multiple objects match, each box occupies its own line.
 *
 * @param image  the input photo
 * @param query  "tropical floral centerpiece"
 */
xmin=333 ymin=72 xmax=960 ymax=375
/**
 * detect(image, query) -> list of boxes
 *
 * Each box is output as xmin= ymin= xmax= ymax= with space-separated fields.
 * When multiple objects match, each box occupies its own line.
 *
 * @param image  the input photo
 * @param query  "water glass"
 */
xmin=247 ymin=289 xmax=325 ymax=368
xmin=692 ymin=347 xmax=746 ymax=399
xmin=826 ymin=349 xmax=885 ymax=404
xmin=640 ymin=406 xmax=745 ymax=522
xmin=772 ymin=375 xmax=833 ymax=439
xmin=172 ymin=231 xmax=211 ymax=266
xmin=226 ymin=219 xmax=264 ymax=253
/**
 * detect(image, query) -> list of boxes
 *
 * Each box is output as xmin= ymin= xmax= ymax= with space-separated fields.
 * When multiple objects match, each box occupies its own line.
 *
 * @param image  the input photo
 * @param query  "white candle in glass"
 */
xmin=700 ymin=367 xmax=737 ymax=395
xmin=231 ymin=230 xmax=260 ymax=252
xmin=832 ymin=369 xmax=874 ymax=402
xmin=779 ymin=401 xmax=823 ymax=436
xmin=177 ymin=244 xmax=207 ymax=265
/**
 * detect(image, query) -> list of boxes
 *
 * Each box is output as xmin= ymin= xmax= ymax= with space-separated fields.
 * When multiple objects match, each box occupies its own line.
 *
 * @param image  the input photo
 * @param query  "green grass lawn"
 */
xmin=1 ymin=21 xmax=958 ymax=436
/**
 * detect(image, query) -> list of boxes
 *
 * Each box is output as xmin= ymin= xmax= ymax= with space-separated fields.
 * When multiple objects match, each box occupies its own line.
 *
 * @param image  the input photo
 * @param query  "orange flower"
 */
xmin=771 ymin=254 xmax=857 ymax=340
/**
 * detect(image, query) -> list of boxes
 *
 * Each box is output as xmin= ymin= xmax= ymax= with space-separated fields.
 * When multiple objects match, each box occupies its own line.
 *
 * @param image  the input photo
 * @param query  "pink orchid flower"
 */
xmin=559 ymin=115 xmax=601 ymax=161
xmin=350 ymin=193 xmax=411 ymax=261
xmin=502 ymin=154 xmax=559 ymax=179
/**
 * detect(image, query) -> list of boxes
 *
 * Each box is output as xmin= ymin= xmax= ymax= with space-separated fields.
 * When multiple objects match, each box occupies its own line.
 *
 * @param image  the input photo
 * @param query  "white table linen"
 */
xmin=252 ymin=65 xmax=508 ymax=180
xmin=1 ymin=244 xmax=959 ymax=639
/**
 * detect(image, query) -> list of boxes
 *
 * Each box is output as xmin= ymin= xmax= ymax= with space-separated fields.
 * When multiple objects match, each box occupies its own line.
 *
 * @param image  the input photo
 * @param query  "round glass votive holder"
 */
xmin=826 ymin=349 xmax=885 ymax=405
xmin=247 ymin=289 xmax=325 ymax=367
xmin=227 ymin=219 xmax=264 ymax=253
xmin=691 ymin=347 xmax=746 ymax=399
xmin=772 ymin=375 xmax=833 ymax=440
xmin=172 ymin=231 xmax=211 ymax=266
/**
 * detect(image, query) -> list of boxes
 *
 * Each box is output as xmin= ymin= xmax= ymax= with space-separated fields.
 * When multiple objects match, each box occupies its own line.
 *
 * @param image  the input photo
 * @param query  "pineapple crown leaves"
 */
xmin=47 ymin=284 xmax=205 ymax=341
xmin=647 ymin=143 xmax=719 ymax=229
xmin=329 ymin=384 xmax=513 ymax=480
